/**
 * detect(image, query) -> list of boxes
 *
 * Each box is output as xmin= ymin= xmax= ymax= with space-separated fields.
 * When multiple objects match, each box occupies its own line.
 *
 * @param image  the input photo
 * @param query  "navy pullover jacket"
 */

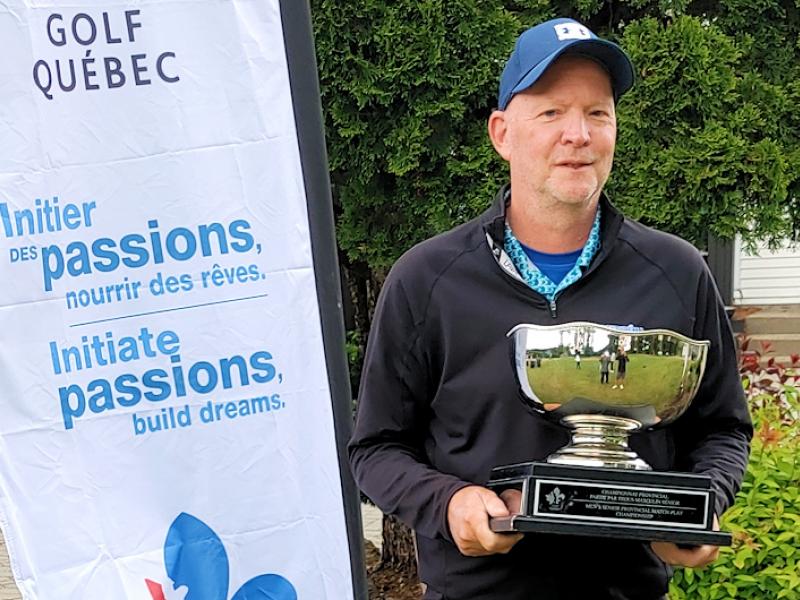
xmin=349 ymin=187 xmax=752 ymax=600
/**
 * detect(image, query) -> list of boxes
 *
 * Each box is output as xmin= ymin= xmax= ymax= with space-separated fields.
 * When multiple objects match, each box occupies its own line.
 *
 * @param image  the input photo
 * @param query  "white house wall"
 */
xmin=734 ymin=235 xmax=800 ymax=305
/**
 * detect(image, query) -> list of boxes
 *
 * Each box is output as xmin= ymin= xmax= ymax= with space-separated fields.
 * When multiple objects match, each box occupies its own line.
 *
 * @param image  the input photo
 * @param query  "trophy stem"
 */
xmin=547 ymin=415 xmax=652 ymax=470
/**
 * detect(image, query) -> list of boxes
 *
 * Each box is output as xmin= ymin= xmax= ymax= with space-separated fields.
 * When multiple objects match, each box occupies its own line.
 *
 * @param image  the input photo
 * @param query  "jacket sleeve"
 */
xmin=674 ymin=267 xmax=753 ymax=517
xmin=348 ymin=267 xmax=470 ymax=540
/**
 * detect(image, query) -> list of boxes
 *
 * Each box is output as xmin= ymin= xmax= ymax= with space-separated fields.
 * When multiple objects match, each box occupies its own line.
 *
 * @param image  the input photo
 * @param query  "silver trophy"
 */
xmin=511 ymin=322 xmax=708 ymax=470
xmin=488 ymin=322 xmax=730 ymax=546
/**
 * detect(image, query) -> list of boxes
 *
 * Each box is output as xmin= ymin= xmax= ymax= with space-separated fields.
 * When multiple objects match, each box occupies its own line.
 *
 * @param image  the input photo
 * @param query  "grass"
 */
xmin=527 ymin=354 xmax=692 ymax=412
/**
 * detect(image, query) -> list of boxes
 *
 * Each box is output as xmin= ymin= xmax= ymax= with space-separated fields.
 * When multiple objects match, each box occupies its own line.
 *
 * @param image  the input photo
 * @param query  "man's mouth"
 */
xmin=556 ymin=161 xmax=592 ymax=169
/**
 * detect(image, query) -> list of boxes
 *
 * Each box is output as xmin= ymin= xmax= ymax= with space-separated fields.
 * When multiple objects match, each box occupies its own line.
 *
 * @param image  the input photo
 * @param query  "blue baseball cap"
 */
xmin=498 ymin=18 xmax=635 ymax=110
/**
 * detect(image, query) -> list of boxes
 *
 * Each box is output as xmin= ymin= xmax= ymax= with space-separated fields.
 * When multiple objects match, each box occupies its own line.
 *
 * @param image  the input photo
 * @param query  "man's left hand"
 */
xmin=650 ymin=515 xmax=721 ymax=568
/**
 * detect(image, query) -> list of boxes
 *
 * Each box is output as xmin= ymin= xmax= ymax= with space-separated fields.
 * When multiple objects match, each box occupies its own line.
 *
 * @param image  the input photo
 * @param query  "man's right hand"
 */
xmin=446 ymin=486 xmax=524 ymax=557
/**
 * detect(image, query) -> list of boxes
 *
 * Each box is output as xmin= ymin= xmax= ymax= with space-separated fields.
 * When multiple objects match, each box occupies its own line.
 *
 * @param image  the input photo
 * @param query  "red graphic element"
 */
xmin=145 ymin=579 xmax=166 ymax=600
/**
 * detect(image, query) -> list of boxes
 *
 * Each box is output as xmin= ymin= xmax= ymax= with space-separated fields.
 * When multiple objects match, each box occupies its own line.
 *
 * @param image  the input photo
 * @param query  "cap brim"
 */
xmin=506 ymin=39 xmax=634 ymax=107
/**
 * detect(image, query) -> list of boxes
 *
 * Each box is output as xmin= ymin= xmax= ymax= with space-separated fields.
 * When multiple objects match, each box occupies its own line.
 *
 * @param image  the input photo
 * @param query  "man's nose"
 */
xmin=560 ymin=112 xmax=590 ymax=146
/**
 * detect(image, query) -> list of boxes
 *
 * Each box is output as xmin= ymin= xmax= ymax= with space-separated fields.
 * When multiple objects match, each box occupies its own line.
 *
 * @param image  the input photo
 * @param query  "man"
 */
xmin=349 ymin=17 xmax=751 ymax=600
xmin=613 ymin=348 xmax=629 ymax=389
xmin=600 ymin=350 xmax=611 ymax=383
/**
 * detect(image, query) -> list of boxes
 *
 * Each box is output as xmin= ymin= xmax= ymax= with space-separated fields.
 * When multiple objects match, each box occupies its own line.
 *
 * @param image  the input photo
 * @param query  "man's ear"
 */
xmin=487 ymin=110 xmax=511 ymax=161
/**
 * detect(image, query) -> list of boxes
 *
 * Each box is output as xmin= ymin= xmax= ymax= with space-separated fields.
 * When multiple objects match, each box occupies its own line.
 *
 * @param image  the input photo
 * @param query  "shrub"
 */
xmin=312 ymin=2 xmax=800 ymax=272
xmin=670 ymin=356 xmax=800 ymax=599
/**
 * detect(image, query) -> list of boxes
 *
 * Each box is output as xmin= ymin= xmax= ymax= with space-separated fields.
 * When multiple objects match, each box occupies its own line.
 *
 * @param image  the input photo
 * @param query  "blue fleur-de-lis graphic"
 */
xmin=157 ymin=512 xmax=297 ymax=600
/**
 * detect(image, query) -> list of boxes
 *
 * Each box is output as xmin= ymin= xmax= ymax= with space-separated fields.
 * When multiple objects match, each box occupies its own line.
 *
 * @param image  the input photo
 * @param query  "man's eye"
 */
xmin=541 ymin=110 xmax=559 ymax=118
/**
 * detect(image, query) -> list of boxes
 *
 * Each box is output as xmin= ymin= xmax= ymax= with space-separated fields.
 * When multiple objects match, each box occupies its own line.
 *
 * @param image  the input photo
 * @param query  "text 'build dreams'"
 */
xmin=50 ymin=325 xmax=286 ymax=435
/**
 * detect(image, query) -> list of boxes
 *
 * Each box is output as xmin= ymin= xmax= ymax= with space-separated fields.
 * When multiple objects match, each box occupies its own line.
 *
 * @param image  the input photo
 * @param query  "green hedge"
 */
xmin=312 ymin=1 xmax=800 ymax=272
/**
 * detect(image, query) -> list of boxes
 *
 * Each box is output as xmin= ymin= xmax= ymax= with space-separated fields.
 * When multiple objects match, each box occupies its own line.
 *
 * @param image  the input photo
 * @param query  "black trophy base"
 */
xmin=487 ymin=462 xmax=731 ymax=546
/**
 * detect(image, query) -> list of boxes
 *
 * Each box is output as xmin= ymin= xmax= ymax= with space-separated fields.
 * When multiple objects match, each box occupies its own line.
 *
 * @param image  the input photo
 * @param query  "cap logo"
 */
xmin=554 ymin=23 xmax=591 ymax=41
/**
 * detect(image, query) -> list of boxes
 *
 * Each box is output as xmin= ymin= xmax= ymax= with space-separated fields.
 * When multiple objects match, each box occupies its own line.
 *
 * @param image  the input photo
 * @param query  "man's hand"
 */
xmin=650 ymin=515 xmax=721 ymax=568
xmin=499 ymin=488 xmax=522 ymax=514
xmin=446 ymin=486 xmax=524 ymax=557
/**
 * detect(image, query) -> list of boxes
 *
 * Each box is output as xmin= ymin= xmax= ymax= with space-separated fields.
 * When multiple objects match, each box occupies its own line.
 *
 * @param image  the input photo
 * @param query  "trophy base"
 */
xmin=487 ymin=462 xmax=731 ymax=546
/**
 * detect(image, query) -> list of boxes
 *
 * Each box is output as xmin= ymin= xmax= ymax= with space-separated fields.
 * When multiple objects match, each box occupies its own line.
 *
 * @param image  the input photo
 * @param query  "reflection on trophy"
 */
xmin=488 ymin=322 xmax=731 ymax=546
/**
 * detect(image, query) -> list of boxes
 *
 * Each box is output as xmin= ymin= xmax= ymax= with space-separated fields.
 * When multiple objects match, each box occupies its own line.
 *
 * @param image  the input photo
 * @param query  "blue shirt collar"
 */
xmin=503 ymin=208 xmax=602 ymax=301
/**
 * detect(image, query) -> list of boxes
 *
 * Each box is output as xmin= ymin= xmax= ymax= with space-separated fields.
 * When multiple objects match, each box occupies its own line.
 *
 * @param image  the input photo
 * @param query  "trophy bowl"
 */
xmin=488 ymin=322 xmax=729 ymax=545
xmin=509 ymin=322 xmax=709 ymax=471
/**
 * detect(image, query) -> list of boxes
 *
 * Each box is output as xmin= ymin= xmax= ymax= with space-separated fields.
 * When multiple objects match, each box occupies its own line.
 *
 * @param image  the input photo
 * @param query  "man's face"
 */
xmin=489 ymin=55 xmax=617 ymax=210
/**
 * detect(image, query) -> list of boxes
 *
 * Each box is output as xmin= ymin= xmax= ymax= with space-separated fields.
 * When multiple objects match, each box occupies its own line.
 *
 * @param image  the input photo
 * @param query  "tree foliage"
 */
xmin=312 ymin=0 xmax=800 ymax=270
xmin=610 ymin=13 xmax=800 ymax=246
xmin=313 ymin=0 xmax=518 ymax=272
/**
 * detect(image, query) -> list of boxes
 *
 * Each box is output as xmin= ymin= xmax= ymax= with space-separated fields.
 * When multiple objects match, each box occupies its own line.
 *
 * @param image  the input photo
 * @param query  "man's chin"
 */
xmin=543 ymin=178 xmax=601 ymax=206
xmin=551 ymin=191 xmax=599 ymax=207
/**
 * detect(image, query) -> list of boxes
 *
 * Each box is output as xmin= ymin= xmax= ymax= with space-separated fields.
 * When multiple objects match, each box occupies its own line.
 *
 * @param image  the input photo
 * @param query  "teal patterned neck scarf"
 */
xmin=503 ymin=209 xmax=601 ymax=302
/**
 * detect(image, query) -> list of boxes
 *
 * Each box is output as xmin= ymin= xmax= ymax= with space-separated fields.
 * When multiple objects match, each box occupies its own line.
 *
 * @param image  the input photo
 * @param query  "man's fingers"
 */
xmin=472 ymin=515 xmax=523 ymax=556
xmin=650 ymin=514 xmax=722 ymax=567
xmin=473 ymin=489 xmax=522 ymax=554
xmin=447 ymin=486 xmax=525 ymax=557
xmin=479 ymin=488 xmax=511 ymax=518
xmin=477 ymin=530 xmax=524 ymax=555
xmin=651 ymin=513 xmax=721 ymax=567
xmin=460 ymin=533 xmax=523 ymax=557
xmin=686 ymin=545 xmax=719 ymax=568
xmin=651 ymin=541 xmax=719 ymax=568
xmin=499 ymin=489 xmax=522 ymax=514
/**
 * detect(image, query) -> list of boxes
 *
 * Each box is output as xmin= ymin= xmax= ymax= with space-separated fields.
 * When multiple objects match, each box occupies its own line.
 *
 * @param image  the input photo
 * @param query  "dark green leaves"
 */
xmin=314 ymin=2 xmax=799 ymax=267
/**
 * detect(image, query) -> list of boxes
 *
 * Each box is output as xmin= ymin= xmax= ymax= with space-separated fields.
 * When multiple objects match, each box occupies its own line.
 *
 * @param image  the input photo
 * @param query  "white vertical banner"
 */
xmin=0 ymin=1 xmax=357 ymax=598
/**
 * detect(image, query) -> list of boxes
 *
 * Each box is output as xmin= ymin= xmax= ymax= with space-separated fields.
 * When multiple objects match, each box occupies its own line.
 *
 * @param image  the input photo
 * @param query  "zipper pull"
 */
xmin=549 ymin=300 xmax=557 ymax=318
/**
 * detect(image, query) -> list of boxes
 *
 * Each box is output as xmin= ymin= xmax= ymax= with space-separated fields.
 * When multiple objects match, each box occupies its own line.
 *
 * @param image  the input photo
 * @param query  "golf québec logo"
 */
xmin=144 ymin=513 xmax=296 ymax=600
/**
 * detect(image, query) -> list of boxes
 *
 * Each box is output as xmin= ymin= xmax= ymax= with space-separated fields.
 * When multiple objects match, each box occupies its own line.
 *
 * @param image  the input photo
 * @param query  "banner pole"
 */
xmin=278 ymin=1 xmax=369 ymax=597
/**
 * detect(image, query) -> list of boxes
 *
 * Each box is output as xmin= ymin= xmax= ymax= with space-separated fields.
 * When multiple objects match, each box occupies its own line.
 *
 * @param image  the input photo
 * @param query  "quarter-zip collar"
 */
xmin=503 ymin=211 xmax=601 ymax=301
xmin=481 ymin=183 xmax=625 ymax=278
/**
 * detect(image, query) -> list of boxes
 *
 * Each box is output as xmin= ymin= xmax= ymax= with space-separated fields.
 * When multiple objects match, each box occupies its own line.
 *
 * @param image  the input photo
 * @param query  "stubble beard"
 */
xmin=539 ymin=174 xmax=602 ymax=213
